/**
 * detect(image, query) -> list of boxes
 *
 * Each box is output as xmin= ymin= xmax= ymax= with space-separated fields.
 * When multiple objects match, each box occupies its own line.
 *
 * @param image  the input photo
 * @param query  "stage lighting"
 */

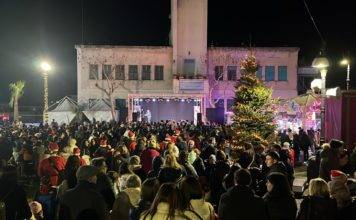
xmin=166 ymin=99 xmax=170 ymax=102
xmin=139 ymin=99 xmax=143 ymax=102
xmin=152 ymin=98 xmax=156 ymax=102
xmin=181 ymin=99 xmax=185 ymax=102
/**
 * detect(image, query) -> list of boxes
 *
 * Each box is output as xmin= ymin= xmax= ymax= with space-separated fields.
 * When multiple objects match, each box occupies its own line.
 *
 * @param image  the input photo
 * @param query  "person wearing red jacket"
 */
xmin=128 ymin=130 xmax=137 ymax=153
xmin=37 ymin=142 xmax=66 ymax=188
xmin=73 ymin=147 xmax=87 ymax=166
xmin=140 ymin=141 xmax=160 ymax=174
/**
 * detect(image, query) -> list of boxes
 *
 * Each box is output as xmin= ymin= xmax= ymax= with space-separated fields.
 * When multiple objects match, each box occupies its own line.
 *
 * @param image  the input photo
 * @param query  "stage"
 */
xmin=127 ymin=94 xmax=205 ymax=124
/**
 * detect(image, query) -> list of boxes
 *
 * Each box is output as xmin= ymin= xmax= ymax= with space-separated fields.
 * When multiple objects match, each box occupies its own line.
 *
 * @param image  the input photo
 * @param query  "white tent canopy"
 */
xmin=83 ymin=99 xmax=117 ymax=122
xmin=48 ymin=96 xmax=78 ymax=125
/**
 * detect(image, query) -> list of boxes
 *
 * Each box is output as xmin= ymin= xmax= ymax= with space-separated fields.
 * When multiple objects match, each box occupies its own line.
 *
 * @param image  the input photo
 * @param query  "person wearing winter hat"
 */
xmin=92 ymin=157 xmax=116 ymax=210
xmin=128 ymin=131 xmax=137 ymax=153
xmin=37 ymin=142 xmax=66 ymax=188
xmin=328 ymin=170 xmax=351 ymax=209
xmin=58 ymin=165 xmax=110 ymax=220
xmin=329 ymin=139 xmax=344 ymax=149
xmin=265 ymin=151 xmax=292 ymax=186
xmin=73 ymin=147 xmax=86 ymax=166
xmin=140 ymin=141 xmax=160 ymax=174
xmin=320 ymin=139 xmax=343 ymax=181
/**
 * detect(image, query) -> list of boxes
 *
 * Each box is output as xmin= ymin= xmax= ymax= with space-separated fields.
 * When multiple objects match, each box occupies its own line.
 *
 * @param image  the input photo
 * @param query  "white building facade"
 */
xmin=76 ymin=0 xmax=298 ymax=123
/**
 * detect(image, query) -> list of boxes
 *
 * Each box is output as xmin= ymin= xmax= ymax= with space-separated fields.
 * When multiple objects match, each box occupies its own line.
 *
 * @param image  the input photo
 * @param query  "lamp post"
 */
xmin=340 ymin=59 xmax=350 ymax=90
xmin=40 ymin=62 xmax=51 ymax=124
xmin=312 ymin=54 xmax=329 ymax=144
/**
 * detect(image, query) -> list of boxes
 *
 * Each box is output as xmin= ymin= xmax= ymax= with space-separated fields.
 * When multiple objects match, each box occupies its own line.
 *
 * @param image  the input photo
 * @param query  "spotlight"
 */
xmin=166 ymin=99 xmax=170 ymax=102
xmin=152 ymin=98 xmax=156 ymax=102
xmin=181 ymin=99 xmax=185 ymax=102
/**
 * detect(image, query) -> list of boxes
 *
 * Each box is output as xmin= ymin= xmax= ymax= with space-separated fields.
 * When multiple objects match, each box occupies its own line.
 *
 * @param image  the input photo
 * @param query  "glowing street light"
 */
xmin=312 ymin=52 xmax=329 ymax=144
xmin=340 ymin=59 xmax=351 ymax=90
xmin=40 ymin=62 xmax=52 ymax=72
xmin=39 ymin=61 xmax=52 ymax=123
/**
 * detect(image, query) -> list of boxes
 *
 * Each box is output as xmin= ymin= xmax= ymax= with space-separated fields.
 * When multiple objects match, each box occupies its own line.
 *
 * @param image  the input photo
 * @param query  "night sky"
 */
xmin=0 ymin=0 xmax=355 ymax=107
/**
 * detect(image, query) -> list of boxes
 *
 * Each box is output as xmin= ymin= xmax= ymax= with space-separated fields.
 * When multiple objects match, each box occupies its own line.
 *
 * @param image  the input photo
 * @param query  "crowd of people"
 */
xmin=0 ymin=120 xmax=356 ymax=220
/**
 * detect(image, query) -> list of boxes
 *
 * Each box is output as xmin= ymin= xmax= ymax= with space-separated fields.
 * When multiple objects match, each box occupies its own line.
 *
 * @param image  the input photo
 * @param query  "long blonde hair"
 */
xmin=309 ymin=178 xmax=330 ymax=198
xmin=164 ymin=153 xmax=181 ymax=169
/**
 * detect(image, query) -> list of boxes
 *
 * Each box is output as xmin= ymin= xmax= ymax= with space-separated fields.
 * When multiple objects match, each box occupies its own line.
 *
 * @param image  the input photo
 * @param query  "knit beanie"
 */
xmin=330 ymin=170 xmax=347 ymax=182
xmin=329 ymin=139 xmax=344 ymax=149
xmin=328 ymin=170 xmax=351 ymax=208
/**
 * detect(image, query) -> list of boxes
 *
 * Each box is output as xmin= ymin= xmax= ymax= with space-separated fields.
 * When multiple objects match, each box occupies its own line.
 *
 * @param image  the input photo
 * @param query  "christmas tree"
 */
xmin=232 ymin=53 xmax=276 ymax=147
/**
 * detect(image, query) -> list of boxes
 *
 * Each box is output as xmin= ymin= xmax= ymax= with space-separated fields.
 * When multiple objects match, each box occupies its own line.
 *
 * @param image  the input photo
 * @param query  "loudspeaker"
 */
xmin=206 ymin=108 xmax=225 ymax=124
xmin=132 ymin=112 xmax=139 ymax=122
xmin=197 ymin=113 xmax=202 ymax=124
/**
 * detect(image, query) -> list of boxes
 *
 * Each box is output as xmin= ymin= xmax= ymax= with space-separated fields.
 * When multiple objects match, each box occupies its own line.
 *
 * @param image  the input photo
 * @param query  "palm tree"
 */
xmin=9 ymin=81 xmax=25 ymax=122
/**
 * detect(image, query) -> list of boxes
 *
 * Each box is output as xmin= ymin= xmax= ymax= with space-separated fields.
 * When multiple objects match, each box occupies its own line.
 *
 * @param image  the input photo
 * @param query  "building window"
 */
xmin=213 ymin=99 xmax=225 ymax=108
xmin=215 ymin=66 xmax=223 ymax=81
xmin=154 ymin=65 xmax=164 ymax=80
xmin=278 ymin=66 xmax=288 ymax=81
xmin=89 ymin=64 xmax=98 ymax=80
xmin=227 ymin=66 xmax=237 ymax=81
xmin=141 ymin=65 xmax=151 ymax=80
xmin=256 ymin=66 xmax=263 ymax=80
xmin=128 ymin=65 xmax=138 ymax=80
xmin=102 ymin=64 xmax=112 ymax=79
xmin=227 ymin=99 xmax=234 ymax=112
xmin=115 ymin=65 xmax=125 ymax=80
xmin=184 ymin=59 xmax=195 ymax=77
xmin=265 ymin=66 xmax=275 ymax=81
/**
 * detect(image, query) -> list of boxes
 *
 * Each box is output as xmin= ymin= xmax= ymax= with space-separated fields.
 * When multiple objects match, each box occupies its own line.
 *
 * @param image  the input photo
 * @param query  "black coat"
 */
xmin=201 ymin=145 xmax=217 ymax=161
xmin=218 ymin=185 xmax=268 ymax=220
xmin=268 ymin=162 xmax=294 ymax=187
xmin=338 ymin=200 xmax=356 ymax=220
xmin=129 ymin=200 xmax=152 ymax=220
xmin=192 ymin=156 xmax=205 ymax=177
xmin=210 ymin=161 xmax=230 ymax=205
xmin=96 ymin=172 xmax=116 ymax=210
xmin=263 ymin=193 xmax=297 ymax=220
xmin=0 ymin=180 xmax=32 ymax=220
xmin=297 ymin=196 xmax=337 ymax=220
xmin=59 ymin=181 xmax=110 ymax=220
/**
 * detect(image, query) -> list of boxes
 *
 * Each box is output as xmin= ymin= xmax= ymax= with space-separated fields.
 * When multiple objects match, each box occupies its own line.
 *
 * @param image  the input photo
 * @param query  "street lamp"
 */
xmin=312 ymin=53 xmax=329 ymax=144
xmin=340 ymin=59 xmax=350 ymax=90
xmin=40 ymin=61 xmax=52 ymax=123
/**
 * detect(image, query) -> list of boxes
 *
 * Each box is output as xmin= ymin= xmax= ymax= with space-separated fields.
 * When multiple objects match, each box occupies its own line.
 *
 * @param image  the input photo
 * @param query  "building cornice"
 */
xmin=208 ymin=47 xmax=299 ymax=52
xmin=75 ymin=45 xmax=172 ymax=50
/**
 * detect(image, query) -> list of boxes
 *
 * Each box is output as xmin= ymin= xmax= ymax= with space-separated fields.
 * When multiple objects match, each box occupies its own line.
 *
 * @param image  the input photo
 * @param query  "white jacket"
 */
xmin=190 ymin=199 xmax=214 ymax=220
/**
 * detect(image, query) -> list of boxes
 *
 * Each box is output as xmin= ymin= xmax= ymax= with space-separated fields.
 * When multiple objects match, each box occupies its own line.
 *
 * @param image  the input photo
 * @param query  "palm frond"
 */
xmin=9 ymin=81 xmax=26 ymax=107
